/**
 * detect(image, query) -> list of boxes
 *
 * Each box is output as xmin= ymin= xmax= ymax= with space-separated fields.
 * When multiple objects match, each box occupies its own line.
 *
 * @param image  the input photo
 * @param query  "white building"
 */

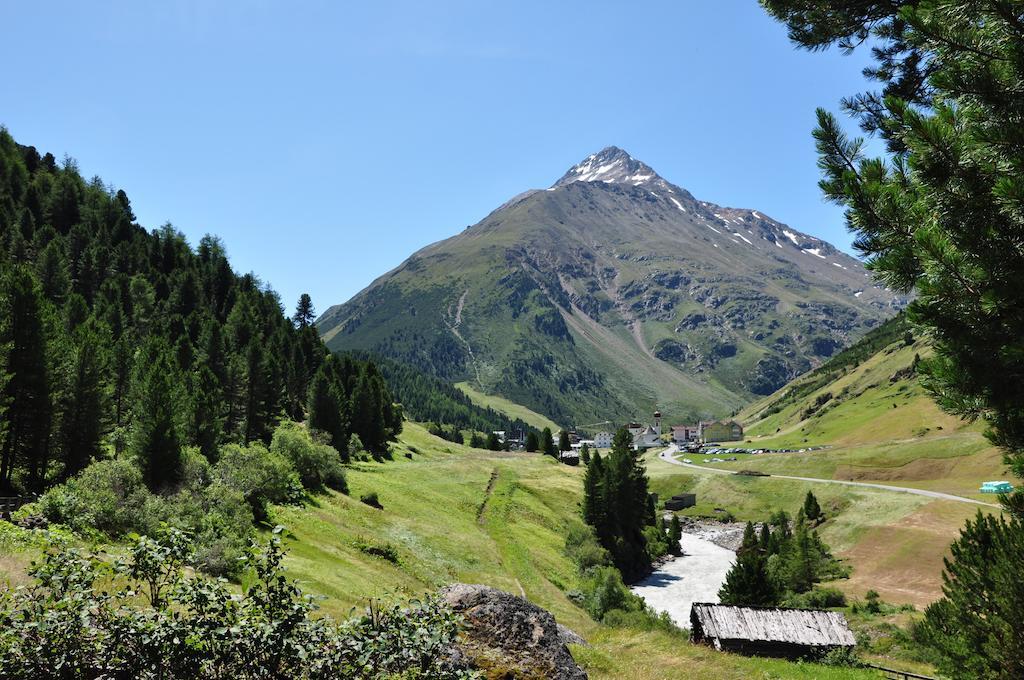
xmin=631 ymin=411 xmax=663 ymax=450
xmin=593 ymin=432 xmax=613 ymax=449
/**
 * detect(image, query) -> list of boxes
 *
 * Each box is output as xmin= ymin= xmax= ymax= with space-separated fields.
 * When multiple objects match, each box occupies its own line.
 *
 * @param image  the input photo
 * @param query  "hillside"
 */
xmin=667 ymin=315 xmax=1009 ymax=605
xmin=722 ymin=315 xmax=1008 ymax=500
xmin=254 ymin=423 xmax=883 ymax=679
xmin=318 ymin=147 xmax=905 ymax=425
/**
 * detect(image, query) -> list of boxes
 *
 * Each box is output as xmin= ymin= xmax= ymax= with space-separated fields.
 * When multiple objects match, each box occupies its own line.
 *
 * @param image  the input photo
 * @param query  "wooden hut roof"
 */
xmin=691 ymin=603 xmax=855 ymax=647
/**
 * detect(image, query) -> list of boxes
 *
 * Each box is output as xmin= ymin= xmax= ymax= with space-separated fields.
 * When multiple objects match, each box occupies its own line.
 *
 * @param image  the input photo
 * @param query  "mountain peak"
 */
xmin=553 ymin=146 xmax=663 ymax=188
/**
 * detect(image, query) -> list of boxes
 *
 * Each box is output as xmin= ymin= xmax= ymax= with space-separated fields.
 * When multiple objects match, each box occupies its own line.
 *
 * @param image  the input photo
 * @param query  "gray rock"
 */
xmin=557 ymin=623 xmax=588 ymax=647
xmin=441 ymin=583 xmax=588 ymax=679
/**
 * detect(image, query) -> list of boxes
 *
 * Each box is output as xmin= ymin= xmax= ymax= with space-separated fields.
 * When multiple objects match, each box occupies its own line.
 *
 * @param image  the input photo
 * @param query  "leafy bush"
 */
xmin=579 ymin=566 xmax=647 ymax=621
xmin=818 ymin=646 xmax=863 ymax=667
xmin=215 ymin=443 xmax=302 ymax=522
xmin=354 ymin=538 xmax=400 ymax=563
xmin=0 ymin=529 xmax=477 ymax=679
xmin=360 ymin=491 xmax=383 ymax=509
xmin=37 ymin=458 xmax=166 ymax=537
xmin=270 ymin=422 xmax=347 ymax=493
xmin=783 ymin=587 xmax=847 ymax=609
xmin=564 ymin=522 xmax=610 ymax=571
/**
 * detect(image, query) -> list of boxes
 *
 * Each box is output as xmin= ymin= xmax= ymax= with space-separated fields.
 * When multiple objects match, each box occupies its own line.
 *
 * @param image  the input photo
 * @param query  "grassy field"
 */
xmin=0 ymin=422 xmax=939 ymax=677
xmin=644 ymin=448 xmax=983 ymax=609
xmin=267 ymin=423 xmax=881 ymax=679
xmin=455 ymin=380 xmax=562 ymax=432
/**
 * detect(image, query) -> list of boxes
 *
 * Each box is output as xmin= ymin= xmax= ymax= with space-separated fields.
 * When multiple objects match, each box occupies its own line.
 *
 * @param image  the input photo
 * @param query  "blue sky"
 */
xmin=2 ymin=1 xmax=878 ymax=313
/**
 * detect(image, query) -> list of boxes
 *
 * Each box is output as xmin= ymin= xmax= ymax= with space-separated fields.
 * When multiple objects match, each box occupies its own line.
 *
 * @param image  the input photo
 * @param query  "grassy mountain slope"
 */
xmin=645 ymin=449 xmax=983 ymax=609
xmin=454 ymin=380 xmax=561 ymax=432
xmin=712 ymin=315 xmax=1008 ymax=500
xmin=319 ymin=147 xmax=903 ymax=425
xmin=664 ymin=316 xmax=1007 ymax=606
xmin=0 ymin=421 xmax=948 ymax=674
xmin=268 ymin=422 xmax=877 ymax=679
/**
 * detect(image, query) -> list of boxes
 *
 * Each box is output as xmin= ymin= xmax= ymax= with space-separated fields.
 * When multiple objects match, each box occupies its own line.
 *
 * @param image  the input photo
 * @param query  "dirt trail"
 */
xmin=476 ymin=469 xmax=500 ymax=524
xmin=444 ymin=289 xmax=483 ymax=388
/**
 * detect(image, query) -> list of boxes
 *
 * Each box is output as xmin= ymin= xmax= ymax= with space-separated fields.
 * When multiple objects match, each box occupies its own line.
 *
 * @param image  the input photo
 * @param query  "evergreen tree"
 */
xmin=350 ymin=362 xmax=389 ymax=455
xmin=486 ymin=431 xmax=501 ymax=451
xmin=525 ymin=430 xmax=539 ymax=453
xmin=56 ymin=319 xmax=108 ymax=477
xmin=131 ymin=340 xmax=183 ymax=491
xmin=582 ymin=452 xmax=606 ymax=533
xmin=919 ymin=511 xmax=1024 ymax=680
xmin=307 ymin=366 xmax=347 ymax=459
xmin=292 ymin=293 xmax=315 ymax=329
xmin=761 ymin=0 xmax=1024 ymax=471
xmin=719 ymin=549 xmax=779 ymax=607
xmin=759 ymin=521 xmax=772 ymax=553
xmin=669 ymin=514 xmax=683 ymax=556
xmin=579 ymin=443 xmax=591 ymax=465
xmin=469 ymin=432 xmax=486 ymax=449
xmin=0 ymin=266 xmax=53 ymax=491
xmin=803 ymin=490 xmax=822 ymax=522
xmin=558 ymin=430 xmax=571 ymax=452
xmin=541 ymin=427 xmax=556 ymax=457
xmin=186 ymin=363 xmax=224 ymax=462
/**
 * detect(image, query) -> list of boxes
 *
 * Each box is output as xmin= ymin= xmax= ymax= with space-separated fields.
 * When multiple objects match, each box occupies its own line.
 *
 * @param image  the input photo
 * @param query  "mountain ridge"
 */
xmin=318 ymin=148 xmax=905 ymax=424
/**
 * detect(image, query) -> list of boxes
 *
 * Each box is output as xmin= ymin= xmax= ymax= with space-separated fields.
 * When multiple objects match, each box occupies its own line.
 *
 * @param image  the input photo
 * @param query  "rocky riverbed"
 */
xmin=631 ymin=529 xmax=737 ymax=628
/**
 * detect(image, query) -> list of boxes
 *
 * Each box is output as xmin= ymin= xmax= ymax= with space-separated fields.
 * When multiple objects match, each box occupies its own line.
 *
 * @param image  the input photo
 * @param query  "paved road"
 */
xmin=631 ymin=532 xmax=735 ymax=627
xmin=658 ymin=445 xmax=1000 ymax=509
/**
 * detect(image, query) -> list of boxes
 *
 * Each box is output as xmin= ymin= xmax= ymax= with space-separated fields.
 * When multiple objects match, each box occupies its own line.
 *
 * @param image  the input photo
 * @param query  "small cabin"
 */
xmin=690 ymin=603 xmax=855 ymax=659
xmin=665 ymin=493 xmax=696 ymax=511
xmin=980 ymin=480 xmax=1014 ymax=494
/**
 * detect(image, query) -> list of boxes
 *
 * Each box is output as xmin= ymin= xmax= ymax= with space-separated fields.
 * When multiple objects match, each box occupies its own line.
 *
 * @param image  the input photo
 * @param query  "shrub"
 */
xmin=169 ymin=480 xmax=255 ymax=577
xmin=0 ymin=529 xmax=476 ymax=679
xmin=37 ymin=459 xmax=165 ymax=537
xmin=354 ymin=538 xmax=399 ymax=563
xmin=819 ymin=646 xmax=862 ymax=667
xmin=270 ymin=422 xmax=347 ymax=493
xmin=215 ymin=443 xmax=302 ymax=522
xmin=865 ymin=589 xmax=882 ymax=614
xmin=360 ymin=492 xmax=382 ymax=509
xmin=580 ymin=566 xmax=646 ymax=621
xmin=783 ymin=587 xmax=847 ymax=609
xmin=564 ymin=522 xmax=610 ymax=571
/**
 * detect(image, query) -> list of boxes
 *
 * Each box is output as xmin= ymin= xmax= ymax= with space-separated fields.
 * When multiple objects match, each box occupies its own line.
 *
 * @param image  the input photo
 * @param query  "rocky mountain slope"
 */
xmin=318 ymin=147 xmax=904 ymax=424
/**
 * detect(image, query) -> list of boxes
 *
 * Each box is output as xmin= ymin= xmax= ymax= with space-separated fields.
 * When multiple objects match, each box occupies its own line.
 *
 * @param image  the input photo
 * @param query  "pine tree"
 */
xmin=558 ymin=430 xmax=571 ymax=452
xmin=719 ymin=549 xmax=779 ymax=607
xmin=292 ymin=293 xmax=315 ymax=329
xmin=186 ymin=364 xmax=224 ymax=461
xmin=541 ymin=427 xmax=556 ymax=457
xmin=580 ymin=443 xmax=591 ymax=465
xmin=582 ymin=452 xmax=607 ymax=534
xmin=131 ymin=340 xmax=183 ymax=492
xmin=307 ymin=366 xmax=347 ymax=458
xmin=919 ymin=511 xmax=1024 ymax=680
xmin=350 ymin=362 xmax=389 ymax=455
xmin=56 ymin=319 xmax=108 ymax=477
xmin=486 ymin=432 xmax=501 ymax=451
xmin=0 ymin=266 xmax=53 ymax=491
xmin=669 ymin=515 xmax=683 ymax=556
xmin=525 ymin=430 xmax=539 ymax=453
xmin=803 ymin=490 xmax=822 ymax=522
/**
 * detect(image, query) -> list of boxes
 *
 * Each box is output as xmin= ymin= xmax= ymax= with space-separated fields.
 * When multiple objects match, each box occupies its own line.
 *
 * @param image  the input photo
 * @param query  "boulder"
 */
xmin=441 ymin=583 xmax=588 ymax=679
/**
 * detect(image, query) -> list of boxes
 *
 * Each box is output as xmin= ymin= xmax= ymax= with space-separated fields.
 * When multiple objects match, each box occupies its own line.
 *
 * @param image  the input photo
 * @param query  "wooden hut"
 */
xmin=690 ymin=603 xmax=855 ymax=659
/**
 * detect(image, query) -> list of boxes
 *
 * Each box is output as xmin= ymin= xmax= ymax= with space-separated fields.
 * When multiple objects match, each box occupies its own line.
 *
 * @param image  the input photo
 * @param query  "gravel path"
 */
xmin=658 ymin=446 xmax=1000 ymax=508
xmin=631 ymin=533 xmax=735 ymax=628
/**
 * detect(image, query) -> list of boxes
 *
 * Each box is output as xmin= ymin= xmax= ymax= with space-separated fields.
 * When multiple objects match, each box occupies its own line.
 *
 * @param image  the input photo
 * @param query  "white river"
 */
xmin=631 ymin=533 xmax=736 ymax=628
